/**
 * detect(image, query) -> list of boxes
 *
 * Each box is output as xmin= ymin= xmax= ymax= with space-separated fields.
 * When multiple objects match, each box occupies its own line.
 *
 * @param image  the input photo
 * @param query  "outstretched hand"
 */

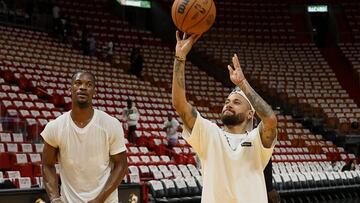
xmin=227 ymin=54 xmax=246 ymax=86
xmin=175 ymin=31 xmax=201 ymax=59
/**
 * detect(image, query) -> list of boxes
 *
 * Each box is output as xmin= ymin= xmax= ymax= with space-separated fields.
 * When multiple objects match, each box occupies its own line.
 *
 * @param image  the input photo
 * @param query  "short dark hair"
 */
xmin=71 ymin=71 xmax=96 ymax=84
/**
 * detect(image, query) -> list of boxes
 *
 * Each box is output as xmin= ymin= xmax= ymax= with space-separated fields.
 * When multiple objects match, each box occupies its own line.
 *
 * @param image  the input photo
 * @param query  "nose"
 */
xmin=225 ymin=103 xmax=233 ymax=109
xmin=223 ymin=104 xmax=233 ymax=112
xmin=79 ymin=83 xmax=87 ymax=90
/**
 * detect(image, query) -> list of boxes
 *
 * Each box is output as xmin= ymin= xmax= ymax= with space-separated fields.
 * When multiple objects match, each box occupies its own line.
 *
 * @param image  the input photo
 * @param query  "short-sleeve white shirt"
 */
xmin=123 ymin=106 xmax=139 ymax=127
xmin=41 ymin=109 xmax=126 ymax=203
xmin=183 ymin=112 xmax=276 ymax=203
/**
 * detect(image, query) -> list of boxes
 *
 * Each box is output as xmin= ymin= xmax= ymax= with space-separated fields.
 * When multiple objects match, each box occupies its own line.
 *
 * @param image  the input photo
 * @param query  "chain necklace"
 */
xmin=223 ymin=131 xmax=248 ymax=151
xmin=73 ymin=117 xmax=92 ymax=126
xmin=71 ymin=111 xmax=94 ymax=127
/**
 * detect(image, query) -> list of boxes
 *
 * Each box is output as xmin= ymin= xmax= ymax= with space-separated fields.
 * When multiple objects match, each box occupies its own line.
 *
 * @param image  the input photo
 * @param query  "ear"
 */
xmin=247 ymin=110 xmax=254 ymax=120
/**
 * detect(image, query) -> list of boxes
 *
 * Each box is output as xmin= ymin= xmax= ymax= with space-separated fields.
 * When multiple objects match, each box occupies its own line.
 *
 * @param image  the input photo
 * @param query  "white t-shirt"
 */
xmin=163 ymin=118 xmax=180 ymax=138
xmin=41 ymin=109 xmax=126 ymax=203
xmin=123 ymin=106 xmax=139 ymax=127
xmin=183 ymin=112 xmax=276 ymax=203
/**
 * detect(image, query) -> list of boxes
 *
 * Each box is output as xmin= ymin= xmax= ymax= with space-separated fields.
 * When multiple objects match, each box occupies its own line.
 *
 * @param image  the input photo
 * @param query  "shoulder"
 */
xmin=97 ymin=110 xmax=119 ymax=121
xmin=46 ymin=111 xmax=68 ymax=127
xmin=96 ymin=110 xmax=121 ymax=126
xmin=195 ymin=112 xmax=219 ymax=130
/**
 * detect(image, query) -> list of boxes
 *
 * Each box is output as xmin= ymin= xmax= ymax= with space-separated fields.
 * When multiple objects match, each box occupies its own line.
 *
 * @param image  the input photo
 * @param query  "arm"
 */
xmin=172 ymin=31 xmax=201 ymax=131
xmin=88 ymin=151 xmax=128 ymax=203
xmin=228 ymin=54 xmax=277 ymax=148
xmin=122 ymin=109 xmax=128 ymax=120
xmin=163 ymin=122 xmax=170 ymax=131
xmin=133 ymin=108 xmax=140 ymax=121
xmin=42 ymin=142 xmax=62 ymax=203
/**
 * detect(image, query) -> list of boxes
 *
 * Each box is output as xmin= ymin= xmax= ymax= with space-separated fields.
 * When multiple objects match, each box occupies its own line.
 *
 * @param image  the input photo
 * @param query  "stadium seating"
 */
xmin=148 ymin=178 xmax=201 ymax=203
xmin=0 ymin=0 xmax=359 ymax=202
xmin=339 ymin=43 xmax=360 ymax=85
xmin=341 ymin=0 xmax=360 ymax=42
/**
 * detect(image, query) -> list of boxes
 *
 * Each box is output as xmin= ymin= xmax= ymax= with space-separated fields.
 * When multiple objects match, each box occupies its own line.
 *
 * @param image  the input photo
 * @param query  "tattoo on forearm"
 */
xmin=263 ymin=127 xmax=276 ymax=140
xmin=178 ymin=106 xmax=197 ymax=131
xmin=245 ymin=87 xmax=274 ymax=118
xmin=174 ymin=59 xmax=185 ymax=89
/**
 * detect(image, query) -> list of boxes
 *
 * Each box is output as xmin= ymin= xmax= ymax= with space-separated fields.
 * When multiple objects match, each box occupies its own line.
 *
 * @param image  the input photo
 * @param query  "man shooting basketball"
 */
xmin=172 ymin=31 xmax=277 ymax=202
xmin=42 ymin=71 xmax=128 ymax=203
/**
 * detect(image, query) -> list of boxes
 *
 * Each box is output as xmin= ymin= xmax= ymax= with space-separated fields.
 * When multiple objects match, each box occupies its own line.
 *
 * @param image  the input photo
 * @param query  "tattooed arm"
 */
xmin=228 ymin=54 xmax=277 ymax=148
xmin=171 ymin=31 xmax=200 ymax=132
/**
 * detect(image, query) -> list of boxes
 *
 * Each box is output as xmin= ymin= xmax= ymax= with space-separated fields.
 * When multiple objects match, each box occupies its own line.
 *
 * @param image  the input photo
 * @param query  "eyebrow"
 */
xmin=73 ymin=79 xmax=94 ymax=83
xmin=225 ymin=98 xmax=242 ymax=102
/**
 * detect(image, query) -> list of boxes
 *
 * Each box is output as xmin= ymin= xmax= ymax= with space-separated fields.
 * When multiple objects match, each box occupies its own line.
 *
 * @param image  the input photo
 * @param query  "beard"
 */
xmin=221 ymin=111 xmax=246 ymax=126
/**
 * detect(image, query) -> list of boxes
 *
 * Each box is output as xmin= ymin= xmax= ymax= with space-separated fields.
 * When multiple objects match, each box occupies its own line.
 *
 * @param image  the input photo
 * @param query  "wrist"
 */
xmin=175 ymin=55 xmax=186 ymax=62
xmin=236 ymin=78 xmax=247 ymax=88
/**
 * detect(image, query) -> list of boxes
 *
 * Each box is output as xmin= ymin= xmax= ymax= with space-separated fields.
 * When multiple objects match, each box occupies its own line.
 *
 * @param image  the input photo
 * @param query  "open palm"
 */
xmin=228 ymin=54 xmax=246 ymax=86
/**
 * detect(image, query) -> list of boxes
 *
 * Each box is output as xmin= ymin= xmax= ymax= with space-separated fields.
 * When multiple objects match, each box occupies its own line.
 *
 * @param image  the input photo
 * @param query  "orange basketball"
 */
xmin=171 ymin=0 xmax=216 ymax=34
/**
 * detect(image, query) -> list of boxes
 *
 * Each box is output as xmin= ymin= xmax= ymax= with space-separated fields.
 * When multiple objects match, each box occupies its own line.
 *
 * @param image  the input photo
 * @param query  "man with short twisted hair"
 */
xmin=42 ymin=71 xmax=128 ymax=203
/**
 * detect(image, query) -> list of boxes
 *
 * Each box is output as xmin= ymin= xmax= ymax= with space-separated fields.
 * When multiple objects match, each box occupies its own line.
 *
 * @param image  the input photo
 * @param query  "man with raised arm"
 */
xmin=171 ymin=31 xmax=277 ymax=203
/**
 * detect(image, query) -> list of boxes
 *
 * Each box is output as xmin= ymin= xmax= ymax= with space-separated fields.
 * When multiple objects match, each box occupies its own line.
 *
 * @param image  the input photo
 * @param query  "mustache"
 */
xmin=222 ymin=108 xmax=235 ymax=114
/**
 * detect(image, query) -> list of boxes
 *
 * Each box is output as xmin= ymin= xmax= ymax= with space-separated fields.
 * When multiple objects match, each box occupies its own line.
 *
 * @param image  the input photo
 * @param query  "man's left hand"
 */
xmin=268 ymin=188 xmax=281 ymax=203
xmin=227 ymin=54 xmax=246 ymax=86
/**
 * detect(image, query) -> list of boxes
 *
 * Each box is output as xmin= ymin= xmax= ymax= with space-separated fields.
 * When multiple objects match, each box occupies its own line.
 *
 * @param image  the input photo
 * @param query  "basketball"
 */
xmin=171 ymin=0 xmax=216 ymax=34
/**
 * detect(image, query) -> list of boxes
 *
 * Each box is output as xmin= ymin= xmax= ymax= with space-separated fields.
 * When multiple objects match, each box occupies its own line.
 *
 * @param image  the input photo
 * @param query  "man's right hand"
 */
xmin=50 ymin=198 xmax=63 ymax=203
xmin=268 ymin=188 xmax=281 ymax=203
xmin=175 ymin=31 xmax=201 ymax=59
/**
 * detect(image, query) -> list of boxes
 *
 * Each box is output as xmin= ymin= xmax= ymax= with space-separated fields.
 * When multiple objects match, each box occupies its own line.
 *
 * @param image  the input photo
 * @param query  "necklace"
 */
xmin=223 ymin=131 xmax=248 ymax=151
xmin=73 ymin=117 xmax=92 ymax=126
xmin=71 ymin=111 xmax=94 ymax=127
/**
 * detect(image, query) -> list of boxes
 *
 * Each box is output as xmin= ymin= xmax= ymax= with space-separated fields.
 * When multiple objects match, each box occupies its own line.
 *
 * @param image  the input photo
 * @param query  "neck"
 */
xmin=71 ymin=105 xmax=94 ymax=122
xmin=224 ymin=121 xmax=248 ymax=134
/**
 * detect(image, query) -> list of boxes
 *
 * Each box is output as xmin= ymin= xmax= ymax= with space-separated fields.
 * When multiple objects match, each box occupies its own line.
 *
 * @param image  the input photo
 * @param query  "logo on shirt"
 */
xmin=241 ymin=142 xmax=252 ymax=147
